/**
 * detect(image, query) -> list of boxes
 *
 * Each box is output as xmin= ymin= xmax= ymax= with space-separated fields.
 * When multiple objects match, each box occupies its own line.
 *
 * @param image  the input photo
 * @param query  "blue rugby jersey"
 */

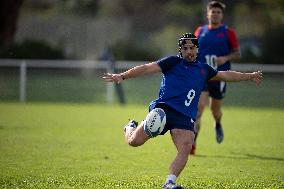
xmin=149 ymin=56 xmax=218 ymax=119
xmin=196 ymin=25 xmax=235 ymax=71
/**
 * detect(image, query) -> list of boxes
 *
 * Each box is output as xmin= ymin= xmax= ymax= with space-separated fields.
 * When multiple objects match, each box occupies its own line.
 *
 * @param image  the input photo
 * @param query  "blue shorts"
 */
xmin=203 ymin=81 xmax=227 ymax=100
xmin=152 ymin=103 xmax=195 ymax=135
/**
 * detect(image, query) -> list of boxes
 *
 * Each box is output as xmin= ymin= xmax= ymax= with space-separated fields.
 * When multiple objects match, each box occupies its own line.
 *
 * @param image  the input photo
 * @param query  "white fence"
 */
xmin=1 ymin=59 xmax=284 ymax=103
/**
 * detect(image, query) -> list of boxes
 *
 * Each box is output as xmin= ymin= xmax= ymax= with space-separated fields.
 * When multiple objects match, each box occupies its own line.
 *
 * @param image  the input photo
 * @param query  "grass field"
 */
xmin=0 ymin=103 xmax=283 ymax=188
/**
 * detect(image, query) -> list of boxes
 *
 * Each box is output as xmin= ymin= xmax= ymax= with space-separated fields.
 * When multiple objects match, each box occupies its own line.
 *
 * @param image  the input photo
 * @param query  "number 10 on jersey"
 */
xmin=205 ymin=54 xmax=217 ymax=69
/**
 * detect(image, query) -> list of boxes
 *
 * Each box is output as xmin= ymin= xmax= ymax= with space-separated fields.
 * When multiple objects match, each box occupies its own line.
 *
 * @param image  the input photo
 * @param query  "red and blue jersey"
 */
xmin=194 ymin=25 xmax=239 ymax=71
xmin=149 ymin=56 xmax=218 ymax=119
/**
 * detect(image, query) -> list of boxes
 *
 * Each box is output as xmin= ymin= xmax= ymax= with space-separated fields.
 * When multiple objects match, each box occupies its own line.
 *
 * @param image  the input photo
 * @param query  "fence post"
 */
xmin=101 ymin=47 xmax=114 ymax=104
xmin=107 ymin=53 xmax=126 ymax=105
xmin=19 ymin=60 xmax=27 ymax=103
xmin=101 ymin=46 xmax=125 ymax=105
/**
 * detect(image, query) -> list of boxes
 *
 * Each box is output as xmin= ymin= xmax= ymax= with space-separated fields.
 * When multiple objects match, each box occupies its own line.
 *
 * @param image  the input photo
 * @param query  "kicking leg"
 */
xmin=124 ymin=120 xmax=150 ymax=147
xmin=125 ymin=107 xmax=166 ymax=147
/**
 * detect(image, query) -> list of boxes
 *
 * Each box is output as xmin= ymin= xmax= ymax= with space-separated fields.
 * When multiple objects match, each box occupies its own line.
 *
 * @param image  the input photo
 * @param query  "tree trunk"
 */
xmin=0 ymin=0 xmax=24 ymax=50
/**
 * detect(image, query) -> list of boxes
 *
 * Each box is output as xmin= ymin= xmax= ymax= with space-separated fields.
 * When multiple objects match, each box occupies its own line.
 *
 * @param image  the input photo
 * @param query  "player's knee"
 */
xmin=127 ymin=138 xmax=143 ymax=147
xmin=211 ymin=109 xmax=222 ymax=119
xmin=127 ymin=139 xmax=139 ymax=147
xmin=185 ymin=145 xmax=192 ymax=155
xmin=178 ymin=141 xmax=192 ymax=156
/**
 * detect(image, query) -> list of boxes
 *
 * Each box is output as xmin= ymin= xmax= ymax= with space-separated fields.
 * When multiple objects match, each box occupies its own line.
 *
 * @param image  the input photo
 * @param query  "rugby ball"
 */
xmin=144 ymin=108 xmax=166 ymax=138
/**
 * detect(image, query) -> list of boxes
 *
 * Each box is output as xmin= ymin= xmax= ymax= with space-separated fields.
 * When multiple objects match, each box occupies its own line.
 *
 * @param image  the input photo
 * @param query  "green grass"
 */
xmin=0 ymin=103 xmax=283 ymax=188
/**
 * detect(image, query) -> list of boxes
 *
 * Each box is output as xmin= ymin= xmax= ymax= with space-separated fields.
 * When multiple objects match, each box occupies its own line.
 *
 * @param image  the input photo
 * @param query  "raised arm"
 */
xmin=102 ymin=62 xmax=161 ymax=83
xmin=212 ymin=70 xmax=263 ymax=85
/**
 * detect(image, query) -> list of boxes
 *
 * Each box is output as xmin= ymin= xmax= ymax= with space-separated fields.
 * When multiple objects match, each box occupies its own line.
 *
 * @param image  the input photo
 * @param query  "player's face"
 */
xmin=207 ymin=7 xmax=223 ymax=25
xmin=180 ymin=42 xmax=198 ymax=62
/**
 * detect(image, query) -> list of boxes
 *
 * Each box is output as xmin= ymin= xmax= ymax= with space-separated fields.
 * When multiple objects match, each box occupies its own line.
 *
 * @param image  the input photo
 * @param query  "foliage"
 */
xmin=111 ymin=40 xmax=162 ymax=61
xmin=254 ymin=0 xmax=284 ymax=64
xmin=164 ymin=1 xmax=203 ymax=24
xmin=58 ymin=0 xmax=99 ymax=16
xmin=261 ymin=26 xmax=284 ymax=64
xmin=2 ymin=0 xmax=284 ymax=63
xmin=0 ymin=0 xmax=24 ymax=49
xmin=0 ymin=39 xmax=65 ymax=59
xmin=151 ymin=25 xmax=189 ymax=56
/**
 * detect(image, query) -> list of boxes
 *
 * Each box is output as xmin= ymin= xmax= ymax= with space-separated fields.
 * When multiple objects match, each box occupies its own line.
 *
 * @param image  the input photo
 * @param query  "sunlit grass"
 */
xmin=0 ymin=103 xmax=283 ymax=188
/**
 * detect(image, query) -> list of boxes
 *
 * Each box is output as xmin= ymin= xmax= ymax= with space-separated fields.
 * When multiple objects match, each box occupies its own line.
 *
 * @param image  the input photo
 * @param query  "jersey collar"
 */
xmin=208 ymin=24 xmax=224 ymax=30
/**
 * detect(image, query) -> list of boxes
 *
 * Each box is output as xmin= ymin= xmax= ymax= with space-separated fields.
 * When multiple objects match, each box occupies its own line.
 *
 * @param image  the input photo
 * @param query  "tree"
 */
xmin=0 ymin=0 xmax=24 ymax=51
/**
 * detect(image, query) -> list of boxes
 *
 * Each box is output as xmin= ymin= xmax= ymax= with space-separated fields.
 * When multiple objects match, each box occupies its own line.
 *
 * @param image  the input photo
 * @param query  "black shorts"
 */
xmin=203 ymin=81 xmax=226 ymax=99
xmin=153 ymin=103 xmax=195 ymax=135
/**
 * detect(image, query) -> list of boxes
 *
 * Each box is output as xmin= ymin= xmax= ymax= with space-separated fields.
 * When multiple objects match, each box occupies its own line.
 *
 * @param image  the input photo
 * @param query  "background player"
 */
xmin=192 ymin=1 xmax=241 ymax=154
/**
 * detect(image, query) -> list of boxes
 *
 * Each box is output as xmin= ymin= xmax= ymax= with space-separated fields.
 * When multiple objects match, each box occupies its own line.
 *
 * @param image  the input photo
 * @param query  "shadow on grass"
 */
xmin=194 ymin=153 xmax=284 ymax=162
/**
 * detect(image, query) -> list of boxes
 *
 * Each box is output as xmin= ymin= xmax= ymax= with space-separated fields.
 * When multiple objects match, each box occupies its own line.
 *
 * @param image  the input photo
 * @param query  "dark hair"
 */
xmin=178 ymin=33 xmax=198 ymax=56
xmin=207 ymin=1 xmax=226 ymax=12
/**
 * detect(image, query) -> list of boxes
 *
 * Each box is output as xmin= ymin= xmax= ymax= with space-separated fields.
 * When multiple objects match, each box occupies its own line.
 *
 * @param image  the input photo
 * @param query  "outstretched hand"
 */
xmin=250 ymin=71 xmax=263 ymax=85
xmin=102 ymin=73 xmax=123 ymax=84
